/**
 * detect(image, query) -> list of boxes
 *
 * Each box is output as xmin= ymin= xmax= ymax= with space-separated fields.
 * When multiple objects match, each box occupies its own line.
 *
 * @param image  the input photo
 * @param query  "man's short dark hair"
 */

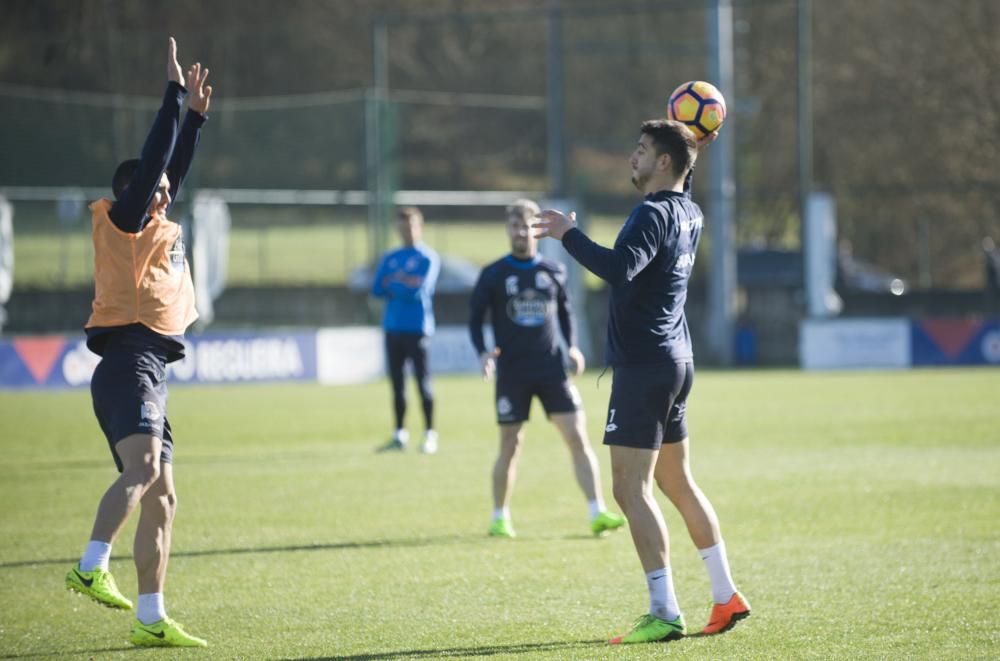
xmin=397 ymin=206 xmax=423 ymax=223
xmin=112 ymin=159 xmax=140 ymax=199
xmin=640 ymin=119 xmax=698 ymax=179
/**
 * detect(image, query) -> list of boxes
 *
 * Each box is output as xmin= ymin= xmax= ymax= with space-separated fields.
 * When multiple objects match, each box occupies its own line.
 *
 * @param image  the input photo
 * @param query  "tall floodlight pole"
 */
xmin=367 ymin=18 xmax=390 ymax=265
xmin=798 ymin=0 xmax=814 ymax=314
xmin=546 ymin=0 xmax=566 ymax=198
xmin=706 ymin=0 xmax=737 ymax=365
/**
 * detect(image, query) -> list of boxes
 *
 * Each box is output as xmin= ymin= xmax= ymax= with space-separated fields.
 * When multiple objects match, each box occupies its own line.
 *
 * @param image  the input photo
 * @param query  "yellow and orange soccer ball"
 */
xmin=666 ymin=81 xmax=726 ymax=139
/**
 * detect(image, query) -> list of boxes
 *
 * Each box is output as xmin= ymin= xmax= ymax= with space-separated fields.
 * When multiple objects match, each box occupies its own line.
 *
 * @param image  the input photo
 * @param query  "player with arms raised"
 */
xmin=535 ymin=120 xmax=750 ymax=644
xmin=65 ymin=37 xmax=210 ymax=648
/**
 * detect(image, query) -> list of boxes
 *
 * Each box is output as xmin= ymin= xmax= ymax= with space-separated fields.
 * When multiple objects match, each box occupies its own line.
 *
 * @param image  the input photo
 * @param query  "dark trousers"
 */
xmin=385 ymin=332 xmax=434 ymax=431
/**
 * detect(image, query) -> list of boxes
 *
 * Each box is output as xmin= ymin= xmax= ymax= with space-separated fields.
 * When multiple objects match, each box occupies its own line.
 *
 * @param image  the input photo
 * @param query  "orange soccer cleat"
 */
xmin=702 ymin=591 xmax=751 ymax=635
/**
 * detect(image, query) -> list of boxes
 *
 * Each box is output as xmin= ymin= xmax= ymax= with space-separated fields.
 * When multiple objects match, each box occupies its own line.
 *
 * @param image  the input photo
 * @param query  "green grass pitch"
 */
xmin=1 ymin=368 xmax=998 ymax=659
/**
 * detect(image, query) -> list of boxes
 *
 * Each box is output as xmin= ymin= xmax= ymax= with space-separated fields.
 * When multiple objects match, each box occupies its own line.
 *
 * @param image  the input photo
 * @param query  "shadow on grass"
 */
xmin=0 ymin=646 xmax=131 ymax=659
xmin=3 ymin=448 xmax=340 ymax=472
xmin=0 ymin=534 xmax=479 ymax=570
xmin=281 ymin=638 xmax=606 ymax=660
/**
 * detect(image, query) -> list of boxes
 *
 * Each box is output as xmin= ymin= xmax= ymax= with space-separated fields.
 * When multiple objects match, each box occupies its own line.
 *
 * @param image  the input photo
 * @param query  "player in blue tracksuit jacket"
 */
xmin=371 ymin=206 xmax=441 ymax=453
xmin=535 ymin=119 xmax=749 ymax=644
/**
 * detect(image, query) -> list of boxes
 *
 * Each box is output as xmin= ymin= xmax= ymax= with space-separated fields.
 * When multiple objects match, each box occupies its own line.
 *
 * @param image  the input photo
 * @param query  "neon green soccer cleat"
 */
xmin=591 ymin=511 xmax=627 ymax=536
xmin=488 ymin=518 xmax=516 ymax=538
xmin=609 ymin=613 xmax=686 ymax=644
xmin=130 ymin=617 xmax=208 ymax=648
xmin=65 ymin=566 xmax=133 ymax=610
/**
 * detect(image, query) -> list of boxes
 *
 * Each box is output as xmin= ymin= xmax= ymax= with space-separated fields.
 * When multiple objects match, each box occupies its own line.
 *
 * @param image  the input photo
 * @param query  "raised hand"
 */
xmin=696 ymin=130 xmax=719 ymax=152
xmin=186 ymin=62 xmax=212 ymax=114
xmin=167 ymin=37 xmax=183 ymax=84
xmin=533 ymin=209 xmax=577 ymax=241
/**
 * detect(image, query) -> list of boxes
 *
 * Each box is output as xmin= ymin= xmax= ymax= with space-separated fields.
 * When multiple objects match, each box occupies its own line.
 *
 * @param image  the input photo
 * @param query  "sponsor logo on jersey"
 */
xmin=506 ymin=289 xmax=550 ymax=327
xmin=677 ymin=252 xmax=696 ymax=269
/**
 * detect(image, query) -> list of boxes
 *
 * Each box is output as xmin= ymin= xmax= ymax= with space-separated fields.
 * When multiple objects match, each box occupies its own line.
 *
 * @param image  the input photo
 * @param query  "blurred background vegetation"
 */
xmin=1 ymin=0 xmax=997 ymax=289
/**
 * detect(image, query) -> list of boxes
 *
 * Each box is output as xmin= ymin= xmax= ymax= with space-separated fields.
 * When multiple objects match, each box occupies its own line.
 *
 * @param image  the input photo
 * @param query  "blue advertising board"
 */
xmin=0 ymin=331 xmax=318 ymax=390
xmin=910 ymin=319 xmax=1000 ymax=366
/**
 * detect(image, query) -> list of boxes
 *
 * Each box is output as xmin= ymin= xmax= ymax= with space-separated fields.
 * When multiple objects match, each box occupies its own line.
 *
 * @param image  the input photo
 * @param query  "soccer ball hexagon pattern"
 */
xmin=667 ymin=81 xmax=727 ymax=139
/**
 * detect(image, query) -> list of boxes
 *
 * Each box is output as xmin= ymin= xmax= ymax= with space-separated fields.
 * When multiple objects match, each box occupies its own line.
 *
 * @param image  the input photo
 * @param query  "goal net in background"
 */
xmin=0 ymin=79 xmax=552 ymax=287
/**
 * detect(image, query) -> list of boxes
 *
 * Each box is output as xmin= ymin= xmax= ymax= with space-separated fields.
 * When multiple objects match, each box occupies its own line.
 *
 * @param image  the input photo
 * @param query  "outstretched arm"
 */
xmin=110 ymin=37 xmax=186 ymax=232
xmin=535 ymin=209 xmax=664 ymax=286
xmin=165 ymin=62 xmax=212 ymax=209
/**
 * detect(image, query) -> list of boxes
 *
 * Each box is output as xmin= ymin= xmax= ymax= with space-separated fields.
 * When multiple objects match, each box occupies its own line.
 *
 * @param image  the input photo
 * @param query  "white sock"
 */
xmin=136 ymin=593 xmax=166 ymax=625
xmin=587 ymin=499 xmax=603 ymax=521
xmin=493 ymin=506 xmax=510 ymax=521
xmin=699 ymin=541 xmax=738 ymax=604
xmin=646 ymin=567 xmax=680 ymax=621
xmin=393 ymin=428 xmax=409 ymax=444
xmin=79 ymin=540 xmax=112 ymax=572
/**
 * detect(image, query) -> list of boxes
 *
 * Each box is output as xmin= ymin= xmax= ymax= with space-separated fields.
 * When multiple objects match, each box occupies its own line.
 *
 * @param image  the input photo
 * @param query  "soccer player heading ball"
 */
xmin=469 ymin=199 xmax=626 ymax=539
xmin=65 ymin=37 xmax=210 ymax=648
xmin=534 ymin=117 xmax=750 ymax=644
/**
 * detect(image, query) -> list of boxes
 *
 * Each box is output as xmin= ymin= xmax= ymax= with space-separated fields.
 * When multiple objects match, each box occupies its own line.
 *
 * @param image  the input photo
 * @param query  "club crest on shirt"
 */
xmin=505 ymin=275 xmax=519 ymax=296
xmin=534 ymin=271 xmax=552 ymax=290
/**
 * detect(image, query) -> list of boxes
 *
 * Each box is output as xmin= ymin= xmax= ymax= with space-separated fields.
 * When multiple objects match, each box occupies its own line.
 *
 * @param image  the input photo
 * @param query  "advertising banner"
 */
xmin=911 ymin=319 xmax=1000 ymax=366
xmin=799 ymin=318 xmax=911 ymax=370
xmin=0 ymin=331 xmax=317 ymax=389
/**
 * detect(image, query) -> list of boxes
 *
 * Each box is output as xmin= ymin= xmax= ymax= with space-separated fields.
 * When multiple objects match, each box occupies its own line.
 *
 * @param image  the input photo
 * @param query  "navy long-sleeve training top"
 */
xmin=469 ymin=254 xmax=577 ymax=379
xmin=561 ymin=174 xmax=703 ymax=367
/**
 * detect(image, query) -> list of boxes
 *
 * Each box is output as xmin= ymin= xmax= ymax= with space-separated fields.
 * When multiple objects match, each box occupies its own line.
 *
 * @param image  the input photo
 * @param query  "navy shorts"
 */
xmin=603 ymin=362 xmax=693 ymax=450
xmin=495 ymin=371 xmax=581 ymax=424
xmin=90 ymin=342 xmax=174 ymax=472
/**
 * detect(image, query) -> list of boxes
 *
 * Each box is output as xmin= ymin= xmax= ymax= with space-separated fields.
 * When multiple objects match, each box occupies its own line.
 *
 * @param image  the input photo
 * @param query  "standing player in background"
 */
xmin=469 ymin=199 xmax=626 ymax=539
xmin=535 ymin=120 xmax=750 ymax=644
xmin=65 ymin=38 xmax=210 ymax=648
xmin=372 ymin=207 xmax=441 ymax=454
